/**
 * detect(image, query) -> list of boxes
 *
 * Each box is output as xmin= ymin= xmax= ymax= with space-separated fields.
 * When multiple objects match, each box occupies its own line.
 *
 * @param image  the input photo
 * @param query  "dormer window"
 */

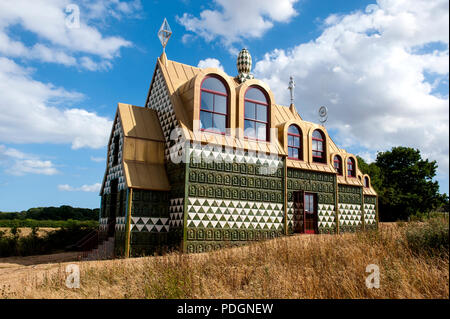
xmin=312 ymin=130 xmax=326 ymax=163
xmin=364 ymin=176 xmax=370 ymax=188
xmin=333 ymin=155 xmax=342 ymax=175
xmin=200 ymin=76 xmax=228 ymax=134
xmin=347 ymin=157 xmax=356 ymax=177
xmin=244 ymin=87 xmax=269 ymax=141
xmin=287 ymin=125 xmax=302 ymax=160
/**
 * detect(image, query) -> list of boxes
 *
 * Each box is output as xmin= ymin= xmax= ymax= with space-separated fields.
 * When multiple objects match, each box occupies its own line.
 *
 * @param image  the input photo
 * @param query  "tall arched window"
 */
xmin=200 ymin=76 xmax=228 ymax=134
xmin=287 ymin=125 xmax=302 ymax=160
xmin=244 ymin=87 xmax=269 ymax=141
xmin=364 ymin=176 xmax=370 ymax=188
xmin=347 ymin=157 xmax=355 ymax=177
xmin=333 ymin=155 xmax=342 ymax=175
xmin=312 ymin=130 xmax=326 ymax=163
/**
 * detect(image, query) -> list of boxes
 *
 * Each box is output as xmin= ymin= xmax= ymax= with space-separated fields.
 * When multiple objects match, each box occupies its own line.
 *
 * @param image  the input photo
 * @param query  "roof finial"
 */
xmin=158 ymin=18 xmax=172 ymax=55
xmin=236 ymin=48 xmax=254 ymax=83
xmin=288 ymin=76 xmax=295 ymax=106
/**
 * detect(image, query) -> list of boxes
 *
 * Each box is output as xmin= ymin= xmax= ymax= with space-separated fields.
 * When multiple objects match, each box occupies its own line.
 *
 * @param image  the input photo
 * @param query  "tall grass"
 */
xmin=2 ymin=219 xmax=448 ymax=299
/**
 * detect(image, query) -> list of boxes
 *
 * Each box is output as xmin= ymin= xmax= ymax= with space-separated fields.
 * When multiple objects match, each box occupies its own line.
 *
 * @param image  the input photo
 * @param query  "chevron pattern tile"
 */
xmin=115 ymin=216 xmax=126 ymax=231
xmin=147 ymin=68 xmax=178 ymax=160
xmin=103 ymin=117 xmax=126 ymax=194
xmin=364 ymin=203 xmax=376 ymax=225
xmin=338 ymin=203 xmax=362 ymax=226
xmin=187 ymin=197 xmax=284 ymax=230
xmin=130 ymin=216 xmax=170 ymax=232
xmin=169 ymin=197 xmax=184 ymax=227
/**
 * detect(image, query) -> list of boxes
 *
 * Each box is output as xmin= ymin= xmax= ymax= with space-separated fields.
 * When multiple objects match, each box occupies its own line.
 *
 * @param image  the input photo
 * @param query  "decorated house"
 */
xmin=99 ymin=47 xmax=378 ymax=257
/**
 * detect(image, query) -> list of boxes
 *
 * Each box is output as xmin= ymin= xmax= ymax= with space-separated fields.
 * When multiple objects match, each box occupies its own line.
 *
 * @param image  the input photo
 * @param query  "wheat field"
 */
xmin=0 ymin=222 xmax=448 ymax=299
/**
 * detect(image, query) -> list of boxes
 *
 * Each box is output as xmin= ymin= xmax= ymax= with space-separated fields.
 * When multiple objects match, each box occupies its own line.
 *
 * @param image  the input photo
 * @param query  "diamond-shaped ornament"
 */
xmin=158 ymin=18 xmax=172 ymax=49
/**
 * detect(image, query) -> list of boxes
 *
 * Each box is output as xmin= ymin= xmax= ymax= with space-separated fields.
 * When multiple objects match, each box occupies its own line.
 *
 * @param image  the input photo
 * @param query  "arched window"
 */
xmin=333 ymin=155 xmax=342 ymax=175
xmin=364 ymin=176 xmax=370 ymax=188
xmin=200 ymin=76 xmax=228 ymax=134
xmin=312 ymin=130 xmax=326 ymax=163
xmin=244 ymin=87 xmax=269 ymax=141
xmin=347 ymin=157 xmax=355 ymax=177
xmin=287 ymin=125 xmax=302 ymax=160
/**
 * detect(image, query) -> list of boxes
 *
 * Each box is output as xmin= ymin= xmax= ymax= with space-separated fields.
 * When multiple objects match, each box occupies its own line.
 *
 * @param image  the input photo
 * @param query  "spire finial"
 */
xmin=236 ymin=48 xmax=254 ymax=83
xmin=158 ymin=18 xmax=172 ymax=54
xmin=288 ymin=76 xmax=295 ymax=105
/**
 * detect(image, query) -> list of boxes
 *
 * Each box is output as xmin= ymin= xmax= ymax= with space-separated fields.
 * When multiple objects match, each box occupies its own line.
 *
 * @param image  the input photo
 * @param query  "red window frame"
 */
xmin=347 ymin=158 xmax=355 ymax=177
xmin=333 ymin=155 xmax=342 ymax=175
xmin=287 ymin=125 xmax=302 ymax=160
xmin=200 ymin=76 xmax=228 ymax=135
xmin=244 ymin=86 xmax=269 ymax=142
xmin=312 ymin=130 xmax=326 ymax=163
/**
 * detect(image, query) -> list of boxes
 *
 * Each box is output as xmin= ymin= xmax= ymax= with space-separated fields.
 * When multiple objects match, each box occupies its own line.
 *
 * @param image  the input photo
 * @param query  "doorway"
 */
xmin=293 ymin=191 xmax=318 ymax=234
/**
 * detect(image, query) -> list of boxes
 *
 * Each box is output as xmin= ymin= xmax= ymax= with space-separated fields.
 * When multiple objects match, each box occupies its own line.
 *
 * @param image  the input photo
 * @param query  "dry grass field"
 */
xmin=0 ymin=222 xmax=448 ymax=299
xmin=0 ymin=227 xmax=57 ymax=238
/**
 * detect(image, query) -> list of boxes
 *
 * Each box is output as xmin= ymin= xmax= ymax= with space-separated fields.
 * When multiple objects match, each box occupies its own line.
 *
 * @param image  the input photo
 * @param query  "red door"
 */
xmin=304 ymin=193 xmax=317 ymax=234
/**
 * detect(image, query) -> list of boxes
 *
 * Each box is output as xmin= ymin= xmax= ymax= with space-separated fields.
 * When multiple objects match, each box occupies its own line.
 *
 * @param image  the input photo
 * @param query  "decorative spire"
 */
xmin=287 ymin=76 xmax=295 ymax=106
xmin=158 ymin=18 xmax=172 ymax=54
xmin=236 ymin=48 xmax=254 ymax=83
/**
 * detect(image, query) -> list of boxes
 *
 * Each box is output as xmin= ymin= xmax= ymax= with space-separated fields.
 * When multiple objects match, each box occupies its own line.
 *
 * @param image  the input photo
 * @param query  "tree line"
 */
xmin=357 ymin=146 xmax=449 ymax=221
xmin=0 ymin=205 xmax=99 ymax=221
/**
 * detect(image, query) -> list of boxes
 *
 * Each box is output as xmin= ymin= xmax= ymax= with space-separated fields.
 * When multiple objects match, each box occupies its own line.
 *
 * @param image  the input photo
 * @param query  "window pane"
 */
xmin=256 ymin=104 xmax=267 ymax=122
xmin=202 ymin=77 xmax=226 ymax=93
xmin=244 ymin=120 xmax=255 ymax=138
xmin=245 ymin=102 xmax=255 ymax=119
xmin=245 ymin=87 xmax=267 ymax=103
xmin=288 ymin=125 xmax=299 ymax=135
xmin=214 ymin=94 xmax=227 ymax=114
xmin=201 ymin=92 xmax=213 ymax=111
xmin=288 ymin=147 xmax=294 ymax=158
xmin=318 ymin=141 xmax=323 ymax=151
xmin=288 ymin=135 xmax=294 ymax=147
xmin=293 ymin=136 xmax=300 ymax=147
xmin=292 ymin=148 xmax=298 ymax=159
xmin=200 ymin=111 xmax=212 ymax=130
xmin=312 ymin=130 xmax=323 ymax=139
xmin=312 ymin=140 xmax=318 ymax=150
xmin=213 ymin=114 xmax=226 ymax=133
xmin=256 ymin=122 xmax=267 ymax=140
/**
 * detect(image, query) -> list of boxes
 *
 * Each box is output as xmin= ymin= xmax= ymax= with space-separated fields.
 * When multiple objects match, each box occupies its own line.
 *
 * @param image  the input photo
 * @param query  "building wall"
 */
xmin=287 ymin=168 xmax=337 ymax=234
xmin=183 ymin=147 xmax=285 ymax=253
xmin=363 ymin=195 xmax=378 ymax=231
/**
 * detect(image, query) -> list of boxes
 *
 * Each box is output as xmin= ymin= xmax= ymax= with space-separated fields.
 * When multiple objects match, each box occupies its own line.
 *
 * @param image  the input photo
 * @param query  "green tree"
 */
xmin=374 ymin=147 xmax=442 ymax=221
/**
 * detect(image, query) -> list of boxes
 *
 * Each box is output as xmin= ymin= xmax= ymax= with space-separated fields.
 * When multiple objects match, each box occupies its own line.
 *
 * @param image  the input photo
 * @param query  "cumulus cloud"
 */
xmin=0 ymin=57 xmax=112 ymax=149
xmin=253 ymin=0 xmax=449 ymax=184
xmin=197 ymin=58 xmax=224 ymax=71
xmin=0 ymin=145 xmax=59 ymax=176
xmin=178 ymin=0 xmax=299 ymax=51
xmin=90 ymin=156 xmax=106 ymax=163
xmin=58 ymin=183 xmax=101 ymax=192
xmin=0 ymin=0 xmax=138 ymax=70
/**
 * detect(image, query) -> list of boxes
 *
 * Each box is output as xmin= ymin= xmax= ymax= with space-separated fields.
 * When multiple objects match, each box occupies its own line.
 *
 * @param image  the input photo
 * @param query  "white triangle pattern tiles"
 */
xmin=147 ymin=68 xmax=178 ymax=160
xmin=169 ymin=197 xmax=184 ymax=227
xmin=115 ymin=216 xmax=126 ymax=232
xmin=338 ymin=203 xmax=362 ymax=226
xmin=186 ymin=197 xmax=284 ymax=230
xmin=130 ymin=216 xmax=170 ymax=232
xmin=363 ymin=203 xmax=376 ymax=225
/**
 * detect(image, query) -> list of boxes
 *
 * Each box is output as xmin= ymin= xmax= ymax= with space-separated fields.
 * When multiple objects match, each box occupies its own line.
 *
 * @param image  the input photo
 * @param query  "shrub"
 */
xmin=405 ymin=217 xmax=449 ymax=257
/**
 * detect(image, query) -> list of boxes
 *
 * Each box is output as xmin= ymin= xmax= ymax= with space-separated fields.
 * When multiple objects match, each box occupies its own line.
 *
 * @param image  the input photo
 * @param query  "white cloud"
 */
xmin=58 ymin=183 xmax=101 ymax=192
xmin=58 ymin=182 xmax=101 ymax=192
xmin=197 ymin=58 xmax=224 ymax=71
xmin=178 ymin=0 xmax=299 ymax=51
xmin=0 ymin=0 xmax=137 ymax=70
xmin=0 ymin=57 xmax=112 ymax=149
xmin=0 ymin=145 xmax=59 ymax=176
xmin=253 ymin=0 xmax=449 ymax=181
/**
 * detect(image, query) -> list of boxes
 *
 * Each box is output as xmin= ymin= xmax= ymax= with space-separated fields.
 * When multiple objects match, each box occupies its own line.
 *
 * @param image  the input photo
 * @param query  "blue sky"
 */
xmin=0 ymin=0 xmax=448 ymax=212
